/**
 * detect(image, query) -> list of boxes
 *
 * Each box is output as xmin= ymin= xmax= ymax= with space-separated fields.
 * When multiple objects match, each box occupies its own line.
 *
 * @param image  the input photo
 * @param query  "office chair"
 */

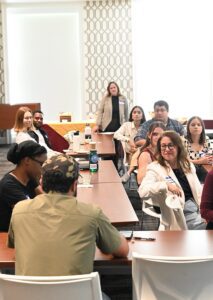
xmin=0 ymin=272 xmax=102 ymax=300
xmin=132 ymin=253 xmax=213 ymax=300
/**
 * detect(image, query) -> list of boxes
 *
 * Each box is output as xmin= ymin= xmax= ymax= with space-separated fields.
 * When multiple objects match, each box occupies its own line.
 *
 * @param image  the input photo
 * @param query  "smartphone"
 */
xmin=119 ymin=230 xmax=133 ymax=240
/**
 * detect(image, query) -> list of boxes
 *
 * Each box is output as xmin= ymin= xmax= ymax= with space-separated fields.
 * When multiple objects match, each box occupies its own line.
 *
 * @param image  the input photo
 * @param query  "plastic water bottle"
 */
xmin=84 ymin=123 xmax=92 ymax=140
xmin=73 ymin=131 xmax=80 ymax=152
xmin=89 ymin=142 xmax=99 ymax=173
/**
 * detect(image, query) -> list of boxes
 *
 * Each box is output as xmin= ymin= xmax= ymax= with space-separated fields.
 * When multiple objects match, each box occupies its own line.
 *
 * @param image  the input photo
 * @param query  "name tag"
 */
xmin=165 ymin=176 xmax=175 ymax=184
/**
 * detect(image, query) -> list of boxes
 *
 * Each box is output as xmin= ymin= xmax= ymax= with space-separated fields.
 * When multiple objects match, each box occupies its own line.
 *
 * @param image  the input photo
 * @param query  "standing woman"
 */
xmin=94 ymin=81 xmax=128 ymax=133
xmin=138 ymin=131 xmax=206 ymax=230
xmin=137 ymin=121 xmax=166 ymax=185
xmin=14 ymin=106 xmax=36 ymax=143
xmin=114 ymin=105 xmax=146 ymax=164
xmin=184 ymin=116 xmax=213 ymax=182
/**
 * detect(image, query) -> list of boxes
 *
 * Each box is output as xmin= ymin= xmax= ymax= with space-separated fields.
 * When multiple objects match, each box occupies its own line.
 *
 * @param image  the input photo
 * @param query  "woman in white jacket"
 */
xmin=138 ymin=131 xmax=206 ymax=230
xmin=114 ymin=106 xmax=146 ymax=163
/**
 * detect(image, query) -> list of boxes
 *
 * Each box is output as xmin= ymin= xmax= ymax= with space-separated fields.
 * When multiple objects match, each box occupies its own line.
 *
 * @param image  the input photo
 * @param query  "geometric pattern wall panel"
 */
xmin=83 ymin=0 xmax=133 ymax=116
xmin=0 ymin=6 xmax=5 ymax=104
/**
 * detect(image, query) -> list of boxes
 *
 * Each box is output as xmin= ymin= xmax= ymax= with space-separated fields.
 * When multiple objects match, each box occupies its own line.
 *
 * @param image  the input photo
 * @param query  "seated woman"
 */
xmin=200 ymin=170 xmax=213 ymax=229
xmin=138 ymin=131 xmax=206 ymax=230
xmin=184 ymin=116 xmax=213 ymax=182
xmin=14 ymin=106 xmax=36 ymax=143
xmin=114 ymin=105 xmax=146 ymax=165
xmin=0 ymin=141 xmax=47 ymax=231
xmin=14 ymin=106 xmax=58 ymax=158
xmin=137 ymin=121 xmax=165 ymax=185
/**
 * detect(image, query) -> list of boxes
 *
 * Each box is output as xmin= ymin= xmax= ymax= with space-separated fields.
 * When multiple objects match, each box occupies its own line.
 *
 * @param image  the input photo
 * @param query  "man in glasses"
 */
xmin=8 ymin=154 xmax=129 ymax=279
xmin=0 ymin=141 xmax=47 ymax=231
xmin=134 ymin=100 xmax=185 ymax=147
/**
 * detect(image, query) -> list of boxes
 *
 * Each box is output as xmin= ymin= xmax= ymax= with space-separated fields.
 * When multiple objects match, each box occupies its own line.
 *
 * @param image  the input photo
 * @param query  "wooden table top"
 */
xmin=95 ymin=230 xmax=213 ymax=265
xmin=48 ymin=121 xmax=96 ymax=136
xmin=78 ymin=160 xmax=137 ymax=226
xmin=78 ymin=182 xmax=138 ymax=226
xmin=80 ymin=161 xmax=121 ymax=184
xmin=66 ymin=133 xmax=115 ymax=158
xmin=2 ymin=231 xmax=213 ymax=269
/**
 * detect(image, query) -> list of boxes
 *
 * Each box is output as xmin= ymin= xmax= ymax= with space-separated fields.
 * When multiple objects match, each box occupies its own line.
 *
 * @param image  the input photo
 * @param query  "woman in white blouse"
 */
xmin=14 ymin=106 xmax=36 ymax=144
xmin=114 ymin=105 xmax=146 ymax=164
xmin=13 ymin=106 xmax=57 ymax=158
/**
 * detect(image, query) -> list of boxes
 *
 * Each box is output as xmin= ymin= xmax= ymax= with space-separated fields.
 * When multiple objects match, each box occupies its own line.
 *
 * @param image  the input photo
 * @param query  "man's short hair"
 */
xmin=154 ymin=100 xmax=169 ymax=111
xmin=32 ymin=110 xmax=43 ymax=116
xmin=42 ymin=154 xmax=79 ymax=193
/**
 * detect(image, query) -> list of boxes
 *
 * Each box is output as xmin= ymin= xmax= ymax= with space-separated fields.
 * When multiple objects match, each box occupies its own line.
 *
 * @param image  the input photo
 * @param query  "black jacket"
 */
xmin=28 ymin=128 xmax=52 ymax=149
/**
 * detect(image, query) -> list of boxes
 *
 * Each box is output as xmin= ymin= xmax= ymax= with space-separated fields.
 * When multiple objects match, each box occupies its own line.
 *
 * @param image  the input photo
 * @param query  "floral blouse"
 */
xmin=184 ymin=137 xmax=213 ymax=160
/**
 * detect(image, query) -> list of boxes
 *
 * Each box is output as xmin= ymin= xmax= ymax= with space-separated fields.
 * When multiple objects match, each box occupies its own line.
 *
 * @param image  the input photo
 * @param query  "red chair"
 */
xmin=203 ymin=120 xmax=213 ymax=129
xmin=42 ymin=124 xmax=69 ymax=153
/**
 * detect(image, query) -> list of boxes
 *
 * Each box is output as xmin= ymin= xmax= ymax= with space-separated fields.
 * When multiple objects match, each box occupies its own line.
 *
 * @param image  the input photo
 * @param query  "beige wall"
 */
xmin=0 ymin=0 xmax=133 ymax=115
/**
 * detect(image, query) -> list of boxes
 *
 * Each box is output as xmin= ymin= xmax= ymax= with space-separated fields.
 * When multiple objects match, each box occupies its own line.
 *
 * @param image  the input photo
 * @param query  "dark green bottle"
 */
xmin=89 ymin=149 xmax=99 ymax=173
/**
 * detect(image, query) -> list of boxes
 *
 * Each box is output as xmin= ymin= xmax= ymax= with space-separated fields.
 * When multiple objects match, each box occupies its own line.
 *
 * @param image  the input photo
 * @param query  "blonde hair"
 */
xmin=13 ymin=106 xmax=35 ymax=132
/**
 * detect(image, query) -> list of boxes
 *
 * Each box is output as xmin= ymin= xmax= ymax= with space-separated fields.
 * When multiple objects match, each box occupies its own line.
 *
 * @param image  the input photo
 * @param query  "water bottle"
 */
xmin=89 ymin=142 xmax=99 ymax=173
xmin=73 ymin=131 xmax=80 ymax=152
xmin=84 ymin=123 xmax=92 ymax=140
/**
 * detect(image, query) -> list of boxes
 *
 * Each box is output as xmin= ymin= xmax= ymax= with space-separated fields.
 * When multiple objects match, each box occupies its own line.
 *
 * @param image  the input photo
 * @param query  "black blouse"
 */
xmin=104 ymin=96 xmax=120 ymax=132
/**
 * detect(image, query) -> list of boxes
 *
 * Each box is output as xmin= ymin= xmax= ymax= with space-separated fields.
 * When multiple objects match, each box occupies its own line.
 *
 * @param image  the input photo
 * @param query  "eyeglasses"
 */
xmin=30 ymin=157 xmax=44 ymax=166
xmin=160 ymin=143 xmax=175 ymax=151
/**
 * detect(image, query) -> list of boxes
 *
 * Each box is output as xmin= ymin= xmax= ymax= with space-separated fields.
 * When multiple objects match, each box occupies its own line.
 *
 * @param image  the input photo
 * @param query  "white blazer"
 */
xmin=138 ymin=161 xmax=202 ymax=230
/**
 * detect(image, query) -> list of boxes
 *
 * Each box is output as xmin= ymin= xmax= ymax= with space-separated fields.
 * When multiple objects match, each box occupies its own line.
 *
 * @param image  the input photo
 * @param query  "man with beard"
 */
xmin=31 ymin=110 xmax=52 ymax=149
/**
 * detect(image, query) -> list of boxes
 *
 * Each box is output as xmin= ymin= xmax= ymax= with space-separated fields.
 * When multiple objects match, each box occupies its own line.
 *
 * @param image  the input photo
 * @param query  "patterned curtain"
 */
xmin=83 ymin=0 xmax=133 ymax=115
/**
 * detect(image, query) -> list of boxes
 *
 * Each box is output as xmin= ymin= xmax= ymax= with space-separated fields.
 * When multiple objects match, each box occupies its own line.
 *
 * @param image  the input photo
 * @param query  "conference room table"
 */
xmin=78 ymin=160 xmax=138 ymax=226
xmin=80 ymin=160 xmax=121 ymax=184
xmin=1 ymin=230 xmax=213 ymax=273
xmin=65 ymin=133 xmax=116 ymax=158
xmin=48 ymin=120 xmax=96 ymax=136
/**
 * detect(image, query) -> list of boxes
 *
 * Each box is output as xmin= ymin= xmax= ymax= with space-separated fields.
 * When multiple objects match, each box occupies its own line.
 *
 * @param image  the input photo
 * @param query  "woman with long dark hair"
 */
xmin=137 ymin=121 xmax=165 ymax=185
xmin=184 ymin=116 xmax=213 ymax=182
xmin=114 ymin=105 xmax=146 ymax=164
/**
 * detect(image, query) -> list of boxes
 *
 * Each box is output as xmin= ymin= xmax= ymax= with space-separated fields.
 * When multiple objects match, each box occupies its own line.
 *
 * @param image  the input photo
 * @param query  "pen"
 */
xmin=134 ymin=237 xmax=156 ymax=241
